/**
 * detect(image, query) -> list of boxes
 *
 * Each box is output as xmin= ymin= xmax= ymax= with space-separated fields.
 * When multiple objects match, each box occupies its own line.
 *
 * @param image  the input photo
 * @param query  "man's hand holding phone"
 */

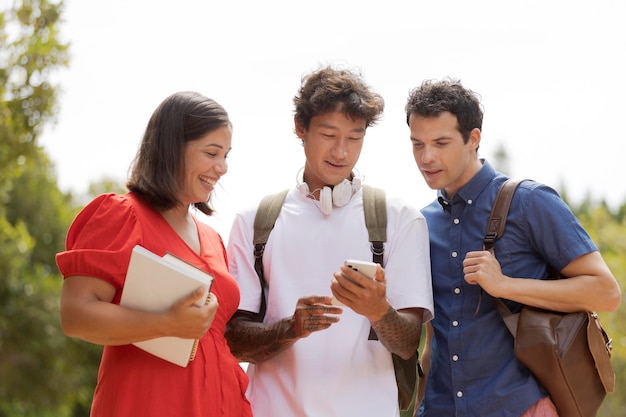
xmin=331 ymin=259 xmax=385 ymax=310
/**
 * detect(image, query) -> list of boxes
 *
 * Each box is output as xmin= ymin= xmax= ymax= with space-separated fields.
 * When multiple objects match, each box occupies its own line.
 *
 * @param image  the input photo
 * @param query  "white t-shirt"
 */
xmin=227 ymin=187 xmax=433 ymax=417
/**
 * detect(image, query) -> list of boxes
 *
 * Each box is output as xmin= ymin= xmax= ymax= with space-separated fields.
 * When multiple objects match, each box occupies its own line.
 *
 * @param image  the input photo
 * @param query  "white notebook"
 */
xmin=120 ymin=245 xmax=213 ymax=367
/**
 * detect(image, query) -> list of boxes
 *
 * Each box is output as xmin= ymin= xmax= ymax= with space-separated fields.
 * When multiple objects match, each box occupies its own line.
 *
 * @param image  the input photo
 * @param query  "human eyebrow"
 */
xmin=201 ymin=143 xmax=230 ymax=151
xmin=433 ymin=136 xmax=452 ymax=144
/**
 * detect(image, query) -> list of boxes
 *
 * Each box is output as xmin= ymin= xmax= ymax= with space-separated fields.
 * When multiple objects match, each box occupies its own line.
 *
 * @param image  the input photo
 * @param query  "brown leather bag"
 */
xmin=485 ymin=179 xmax=615 ymax=417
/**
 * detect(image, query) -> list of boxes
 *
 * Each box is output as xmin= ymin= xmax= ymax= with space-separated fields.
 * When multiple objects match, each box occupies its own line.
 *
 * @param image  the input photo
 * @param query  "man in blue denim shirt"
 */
xmin=405 ymin=79 xmax=621 ymax=417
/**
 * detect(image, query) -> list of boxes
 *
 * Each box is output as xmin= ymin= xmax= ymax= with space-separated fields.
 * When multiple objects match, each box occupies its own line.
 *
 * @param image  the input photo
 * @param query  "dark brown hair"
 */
xmin=405 ymin=78 xmax=483 ymax=142
xmin=293 ymin=66 xmax=384 ymax=130
xmin=127 ymin=91 xmax=231 ymax=215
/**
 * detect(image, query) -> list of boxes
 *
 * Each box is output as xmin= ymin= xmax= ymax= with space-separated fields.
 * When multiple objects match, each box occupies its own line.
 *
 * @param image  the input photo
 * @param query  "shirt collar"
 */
xmin=437 ymin=159 xmax=497 ymax=211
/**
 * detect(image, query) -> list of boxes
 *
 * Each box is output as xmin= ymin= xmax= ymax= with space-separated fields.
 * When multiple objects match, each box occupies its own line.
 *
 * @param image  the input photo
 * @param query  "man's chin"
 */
xmin=422 ymin=175 xmax=442 ymax=190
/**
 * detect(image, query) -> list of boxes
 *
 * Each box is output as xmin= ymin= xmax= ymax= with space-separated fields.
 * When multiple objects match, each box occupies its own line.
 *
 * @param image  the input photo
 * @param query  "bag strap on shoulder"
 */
xmin=253 ymin=189 xmax=289 ymax=248
xmin=483 ymin=179 xmax=526 ymax=328
xmin=483 ymin=179 xmax=525 ymax=251
xmin=252 ymin=189 xmax=288 ymax=321
xmin=362 ymin=184 xmax=387 ymax=264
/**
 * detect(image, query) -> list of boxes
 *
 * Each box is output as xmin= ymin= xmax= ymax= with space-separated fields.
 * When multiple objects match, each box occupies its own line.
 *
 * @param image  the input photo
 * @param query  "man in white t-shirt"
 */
xmin=225 ymin=65 xmax=434 ymax=417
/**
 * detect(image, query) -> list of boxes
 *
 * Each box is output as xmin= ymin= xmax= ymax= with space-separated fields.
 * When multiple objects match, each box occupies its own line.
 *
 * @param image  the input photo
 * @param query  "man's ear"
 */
xmin=469 ymin=128 xmax=481 ymax=151
xmin=294 ymin=116 xmax=306 ymax=140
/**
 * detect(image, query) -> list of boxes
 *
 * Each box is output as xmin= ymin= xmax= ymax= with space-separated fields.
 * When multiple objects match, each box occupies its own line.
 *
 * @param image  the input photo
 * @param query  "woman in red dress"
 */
xmin=56 ymin=92 xmax=252 ymax=417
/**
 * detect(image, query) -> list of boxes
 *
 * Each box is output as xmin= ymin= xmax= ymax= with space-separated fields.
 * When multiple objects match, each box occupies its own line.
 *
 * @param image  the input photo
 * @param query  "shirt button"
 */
xmin=454 ymin=288 xmax=461 ymax=294
xmin=457 ymin=391 xmax=463 ymax=398
xmin=452 ymin=320 xmax=459 ymax=327
xmin=467 ymin=199 xmax=473 ymax=204
xmin=453 ymin=218 xmax=460 ymax=224
xmin=452 ymin=355 xmax=459 ymax=361
xmin=452 ymin=251 xmax=458 ymax=258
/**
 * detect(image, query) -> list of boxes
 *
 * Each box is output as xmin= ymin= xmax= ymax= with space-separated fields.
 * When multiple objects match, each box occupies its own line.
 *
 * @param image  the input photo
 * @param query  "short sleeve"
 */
xmin=522 ymin=184 xmax=597 ymax=271
xmin=55 ymin=193 xmax=142 ymax=289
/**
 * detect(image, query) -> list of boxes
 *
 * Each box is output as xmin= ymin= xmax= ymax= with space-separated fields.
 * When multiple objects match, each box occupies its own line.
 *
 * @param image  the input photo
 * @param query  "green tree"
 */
xmin=0 ymin=1 xmax=99 ymax=416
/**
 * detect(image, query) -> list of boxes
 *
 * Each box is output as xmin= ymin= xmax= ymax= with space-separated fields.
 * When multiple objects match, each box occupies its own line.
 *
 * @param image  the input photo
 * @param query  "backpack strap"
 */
xmin=252 ymin=189 xmax=288 ymax=321
xmin=363 ymin=185 xmax=421 ymax=411
xmin=363 ymin=185 xmax=387 ymax=342
xmin=362 ymin=184 xmax=387 ymax=265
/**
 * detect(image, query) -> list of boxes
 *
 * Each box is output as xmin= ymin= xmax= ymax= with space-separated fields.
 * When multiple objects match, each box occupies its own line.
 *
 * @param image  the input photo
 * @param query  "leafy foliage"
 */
xmin=0 ymin=1 xmax=99 ymax=416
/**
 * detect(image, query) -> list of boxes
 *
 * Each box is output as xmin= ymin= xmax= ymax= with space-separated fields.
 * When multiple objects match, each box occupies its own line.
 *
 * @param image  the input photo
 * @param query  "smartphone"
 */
xmin=344 ymin=259 xmax=378 ymax=279
xmin=332 ymin=259 xmax=379 ymax=306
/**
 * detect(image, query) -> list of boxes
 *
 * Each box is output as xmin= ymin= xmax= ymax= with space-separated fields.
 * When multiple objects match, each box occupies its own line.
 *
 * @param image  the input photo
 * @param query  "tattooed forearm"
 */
xmin=225 ymin=314 xmax=300 ymax=363
xmin=370 ymin=306 xmax=423 ymax=359
xmin=225 ymin=297 xmax=341 ymax=363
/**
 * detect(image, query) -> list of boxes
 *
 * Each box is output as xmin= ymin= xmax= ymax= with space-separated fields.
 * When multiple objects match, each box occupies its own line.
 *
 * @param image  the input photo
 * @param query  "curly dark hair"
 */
xmin=293 ymin=66 xmax=385 ymax=130
xmin=405 ymin=78 xmax=483 ymax=142
xmin=127 ymin=91 xmax=231 ymax=216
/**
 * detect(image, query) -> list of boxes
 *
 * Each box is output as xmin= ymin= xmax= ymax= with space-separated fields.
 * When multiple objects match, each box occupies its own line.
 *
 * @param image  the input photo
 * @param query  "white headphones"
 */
xmin=296 ymin=169 xmax=362 ymax=216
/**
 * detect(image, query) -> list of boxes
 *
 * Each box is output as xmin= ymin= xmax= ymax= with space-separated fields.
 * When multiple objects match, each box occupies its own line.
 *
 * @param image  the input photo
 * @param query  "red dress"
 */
xmin=56 ymin=193 xmax=252 ymax=417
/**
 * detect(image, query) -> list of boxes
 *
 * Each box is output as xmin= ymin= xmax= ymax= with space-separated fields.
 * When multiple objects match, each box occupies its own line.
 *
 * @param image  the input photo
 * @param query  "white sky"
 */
xmin=40 ymin=0 xmax=626 ymax=238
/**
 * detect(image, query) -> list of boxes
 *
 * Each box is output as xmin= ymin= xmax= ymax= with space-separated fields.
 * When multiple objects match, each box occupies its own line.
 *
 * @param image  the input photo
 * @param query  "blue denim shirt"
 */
xmin=418 ymin=161 xmax=597 ymax=417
